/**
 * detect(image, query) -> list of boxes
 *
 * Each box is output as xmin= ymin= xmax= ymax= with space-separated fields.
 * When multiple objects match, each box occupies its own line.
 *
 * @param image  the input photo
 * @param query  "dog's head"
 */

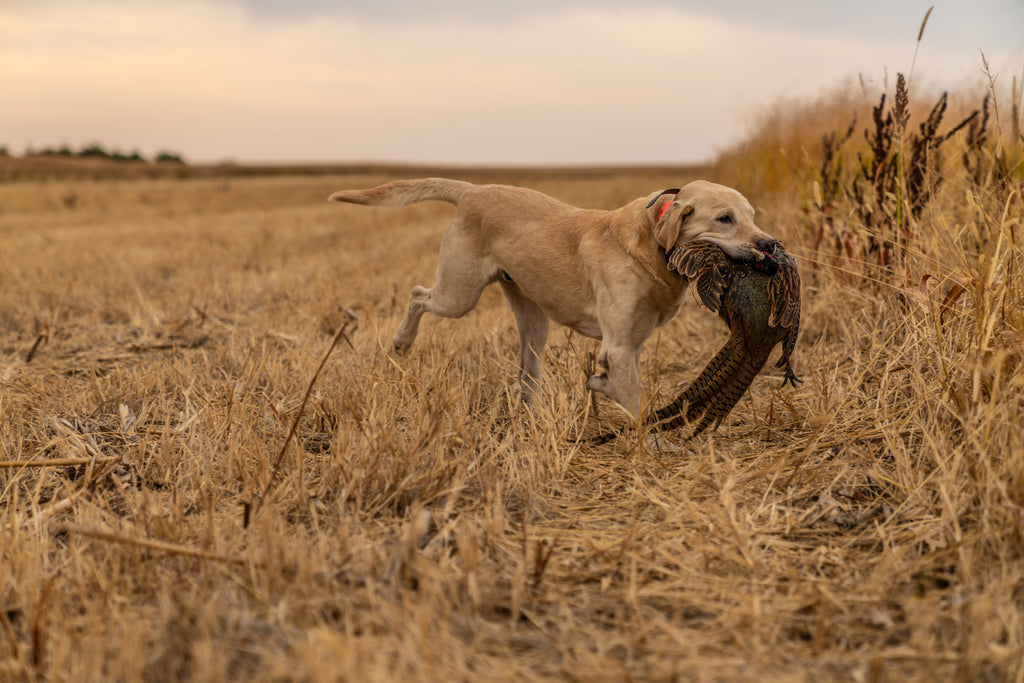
xmin=648 ymin=180 xmax=779 ymax=274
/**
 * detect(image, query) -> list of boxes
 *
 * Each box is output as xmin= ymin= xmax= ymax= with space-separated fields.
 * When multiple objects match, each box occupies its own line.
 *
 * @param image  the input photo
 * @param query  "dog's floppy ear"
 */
xmin=655 ymin=201 xmax=695 ymax=251
xmin=646 ymin=188 xmax=681 ymax=210
xmin=647 ymin=189 xmax=681 ymax=249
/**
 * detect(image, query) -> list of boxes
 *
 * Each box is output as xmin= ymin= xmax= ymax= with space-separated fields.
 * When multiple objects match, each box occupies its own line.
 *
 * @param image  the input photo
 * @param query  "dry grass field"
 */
xmin=2 ymin=82 xmax=1023 ymax=680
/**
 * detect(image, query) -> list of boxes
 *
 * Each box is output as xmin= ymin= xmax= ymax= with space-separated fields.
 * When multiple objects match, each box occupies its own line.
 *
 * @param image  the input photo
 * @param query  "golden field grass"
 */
xmin=2 ymin=86 xmax=1023 ymax=680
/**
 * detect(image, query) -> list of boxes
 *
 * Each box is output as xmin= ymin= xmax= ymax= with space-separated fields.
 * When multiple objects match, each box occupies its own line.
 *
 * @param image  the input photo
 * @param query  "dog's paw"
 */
xmin=585 ymin=373 xmax=609 ymax=394
xmin=512 ymin=381 xmax=539 ymax=405
xmin=391 ymin=338 xmax=411 ymax=355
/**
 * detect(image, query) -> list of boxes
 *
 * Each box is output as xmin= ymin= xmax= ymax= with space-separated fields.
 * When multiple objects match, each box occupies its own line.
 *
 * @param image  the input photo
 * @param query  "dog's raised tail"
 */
xmin=328 ymin=178 xmax=471 ymax=207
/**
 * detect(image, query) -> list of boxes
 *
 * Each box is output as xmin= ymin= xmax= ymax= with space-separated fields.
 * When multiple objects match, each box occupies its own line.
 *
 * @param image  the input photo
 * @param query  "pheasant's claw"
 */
xmin=780 ymin=364 xmax=803 ymax=388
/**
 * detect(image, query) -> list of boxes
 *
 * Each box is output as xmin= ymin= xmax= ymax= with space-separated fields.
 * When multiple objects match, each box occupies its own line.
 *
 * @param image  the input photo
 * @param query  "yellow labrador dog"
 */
xmin=329 ymin=178 xmax=778 ymax=418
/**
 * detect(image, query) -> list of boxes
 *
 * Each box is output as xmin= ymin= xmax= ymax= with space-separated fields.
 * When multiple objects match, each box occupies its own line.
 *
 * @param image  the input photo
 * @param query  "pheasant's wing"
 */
xmin=669 ymin=242 xmax=733 ymax=314
xmin=767 ymin=247 xmax=801 ymax=329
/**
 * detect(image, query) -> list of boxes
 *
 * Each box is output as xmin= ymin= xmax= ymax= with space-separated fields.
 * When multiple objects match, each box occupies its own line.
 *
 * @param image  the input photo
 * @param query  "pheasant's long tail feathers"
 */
xmin=652 ymin=339 xmax=772 ymax=440
xmin=651 ymin=336 xmax=745 ymax=432
xmin=685 ymin=352 xmax=767 ymax=438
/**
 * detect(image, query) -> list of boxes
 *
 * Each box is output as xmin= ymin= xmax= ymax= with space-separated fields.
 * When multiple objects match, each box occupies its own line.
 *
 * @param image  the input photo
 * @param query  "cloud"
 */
xmin=202 ymin=0 xmax=1024 ymax=55
xmin=1 ymin=0 xmax=1019 ymax=164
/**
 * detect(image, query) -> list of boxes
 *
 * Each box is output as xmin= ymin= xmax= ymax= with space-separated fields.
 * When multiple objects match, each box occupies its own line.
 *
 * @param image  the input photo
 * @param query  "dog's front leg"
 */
xmin=585 ymin=343 xmax=643 ymax=420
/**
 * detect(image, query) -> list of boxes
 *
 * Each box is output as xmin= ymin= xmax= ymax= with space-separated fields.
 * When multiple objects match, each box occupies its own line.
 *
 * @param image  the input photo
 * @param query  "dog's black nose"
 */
xmin=755 ymin=237 xmax=778 ymax=253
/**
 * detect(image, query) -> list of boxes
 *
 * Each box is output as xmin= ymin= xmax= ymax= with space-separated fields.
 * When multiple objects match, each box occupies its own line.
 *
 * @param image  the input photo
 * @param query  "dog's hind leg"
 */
xmin=499 ymin=279 xmax=550 ymax=402
xmin=392 ymin=222 xmax=495 ymax=354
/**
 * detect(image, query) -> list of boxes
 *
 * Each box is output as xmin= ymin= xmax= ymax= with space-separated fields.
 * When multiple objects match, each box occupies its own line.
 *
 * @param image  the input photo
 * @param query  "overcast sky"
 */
xmin=1 ymin=0 xmax=1021 ymax=165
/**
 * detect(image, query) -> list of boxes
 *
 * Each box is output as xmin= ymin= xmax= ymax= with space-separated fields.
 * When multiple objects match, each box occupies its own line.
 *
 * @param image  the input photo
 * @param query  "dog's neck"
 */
xmin=623 ymin=196 xmax=688 ymax=294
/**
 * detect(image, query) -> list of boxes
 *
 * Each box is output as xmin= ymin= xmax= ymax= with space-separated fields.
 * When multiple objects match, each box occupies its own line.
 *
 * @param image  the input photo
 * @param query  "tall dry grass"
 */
xmin=713 ymin=52 xmax=1024 ymax=679
xmin=1 ymin=72 xmax=1023 ymax=682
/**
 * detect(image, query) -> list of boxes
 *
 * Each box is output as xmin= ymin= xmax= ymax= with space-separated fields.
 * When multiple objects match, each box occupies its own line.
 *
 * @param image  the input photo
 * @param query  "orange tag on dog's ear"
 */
xmin=657 ymin=200 xmax=673 ymax=222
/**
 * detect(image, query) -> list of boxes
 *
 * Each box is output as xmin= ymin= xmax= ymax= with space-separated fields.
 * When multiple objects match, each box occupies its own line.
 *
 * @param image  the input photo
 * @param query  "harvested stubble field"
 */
xmin=2 ymin=87 xmax=1024 ymax=681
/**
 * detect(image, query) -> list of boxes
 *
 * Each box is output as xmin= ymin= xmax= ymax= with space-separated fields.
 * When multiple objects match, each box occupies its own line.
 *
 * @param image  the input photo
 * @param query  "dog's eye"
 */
xmin=716 ymin=213 xmax=735 ymax=224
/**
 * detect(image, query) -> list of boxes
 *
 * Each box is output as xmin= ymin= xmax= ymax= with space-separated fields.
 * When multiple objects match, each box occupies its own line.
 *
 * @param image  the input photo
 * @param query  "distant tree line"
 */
xmin=1 ymin=143 xmax=185 ymax=164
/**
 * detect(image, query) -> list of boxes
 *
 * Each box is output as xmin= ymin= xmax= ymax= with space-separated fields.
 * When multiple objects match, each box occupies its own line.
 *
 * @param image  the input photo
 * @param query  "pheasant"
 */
xmin=588 ymin=240 xmax=801 ymax=444
xmin=653 ymin=240 xmax=802 ymax=438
